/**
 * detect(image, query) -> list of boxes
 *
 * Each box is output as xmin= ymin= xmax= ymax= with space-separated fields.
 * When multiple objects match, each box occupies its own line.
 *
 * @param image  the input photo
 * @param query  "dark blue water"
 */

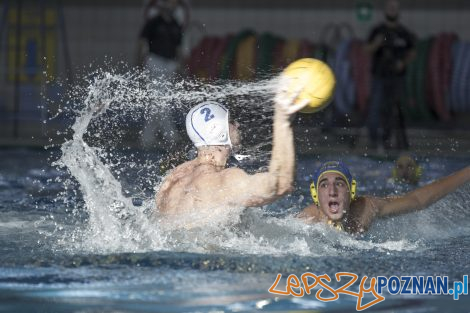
xmin=1 ymin=147 xmax=469 ymax=312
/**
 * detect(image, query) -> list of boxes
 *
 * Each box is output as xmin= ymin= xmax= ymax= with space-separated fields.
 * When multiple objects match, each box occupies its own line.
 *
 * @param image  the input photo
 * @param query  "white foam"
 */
xmin=51 ymin=69 xmax=280 ymax=254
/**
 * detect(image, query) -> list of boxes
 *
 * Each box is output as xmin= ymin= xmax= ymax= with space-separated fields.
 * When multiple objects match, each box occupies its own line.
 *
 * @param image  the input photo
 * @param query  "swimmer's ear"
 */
xmin=310 ymin=182 xmax=319 ymax=205
xmin=350 ymin=179 xmax=357 ymax=201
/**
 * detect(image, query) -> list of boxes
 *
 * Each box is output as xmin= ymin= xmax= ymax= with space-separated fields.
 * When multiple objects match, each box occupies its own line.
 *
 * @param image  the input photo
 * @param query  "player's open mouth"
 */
xmin=328 ymin=201 xmax=340 ymax=213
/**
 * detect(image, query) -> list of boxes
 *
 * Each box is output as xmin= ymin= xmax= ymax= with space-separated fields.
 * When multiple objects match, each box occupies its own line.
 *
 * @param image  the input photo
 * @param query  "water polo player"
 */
xmin=155 ymin=84 xmax=309 ymax=227
xmin=390 ymin=154 xmax=422 ymax=185
xmin=298 ymin=161 xmax=470 ymax=233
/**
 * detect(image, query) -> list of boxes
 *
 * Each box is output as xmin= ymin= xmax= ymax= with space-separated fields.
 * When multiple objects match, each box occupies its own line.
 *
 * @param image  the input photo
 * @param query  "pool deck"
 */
xmin=1 ymin=120 xmax=469 ymax=158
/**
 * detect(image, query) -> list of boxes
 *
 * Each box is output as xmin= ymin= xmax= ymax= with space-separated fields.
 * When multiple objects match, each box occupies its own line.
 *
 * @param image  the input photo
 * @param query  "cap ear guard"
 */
xmin=310 ymin=182 xmax=319 ymax=205
xmin=350 ymin=179 xmax=357 ymax=201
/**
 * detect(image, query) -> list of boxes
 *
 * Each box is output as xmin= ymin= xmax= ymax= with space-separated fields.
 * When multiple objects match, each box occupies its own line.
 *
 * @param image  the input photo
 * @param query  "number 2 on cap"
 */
xmin=200 ymin=108 xmax=215 ymax=122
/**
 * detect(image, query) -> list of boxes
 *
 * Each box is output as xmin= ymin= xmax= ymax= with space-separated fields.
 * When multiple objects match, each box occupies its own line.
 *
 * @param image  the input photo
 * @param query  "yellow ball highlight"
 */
xmin=282 ymin=58 xmax=336 ymax=113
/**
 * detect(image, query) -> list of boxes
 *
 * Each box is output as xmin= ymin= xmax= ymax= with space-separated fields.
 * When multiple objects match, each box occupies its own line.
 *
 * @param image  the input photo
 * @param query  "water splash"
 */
xmin=48 ymin=68 xmax=435 ymax=256
xmin=50 ymin=68 xmax=283 ymax=254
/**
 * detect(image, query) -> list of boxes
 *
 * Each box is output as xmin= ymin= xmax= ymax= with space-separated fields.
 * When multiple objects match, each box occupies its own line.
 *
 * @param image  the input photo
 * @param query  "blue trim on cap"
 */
xmin=190 ymin=105 xmax=207 ymax=144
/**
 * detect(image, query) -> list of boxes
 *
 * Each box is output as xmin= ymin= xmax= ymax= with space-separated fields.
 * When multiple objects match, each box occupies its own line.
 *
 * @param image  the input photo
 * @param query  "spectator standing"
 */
xmin=366 ymin=0 xmax=416 ymax=151
xmin=138 ymin=0 xmax=187 ymax=76
xmin=137 ymin=0 xmax=189 ymax=149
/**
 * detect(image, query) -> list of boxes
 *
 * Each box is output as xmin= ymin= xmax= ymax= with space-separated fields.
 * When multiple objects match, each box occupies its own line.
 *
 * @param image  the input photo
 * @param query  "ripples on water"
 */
xmin=0 ymin=69 xmax=469 ymax=312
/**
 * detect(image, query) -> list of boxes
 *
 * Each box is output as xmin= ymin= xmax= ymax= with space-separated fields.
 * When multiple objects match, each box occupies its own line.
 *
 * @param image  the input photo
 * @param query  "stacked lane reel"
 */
xmin=333 ymin=39 xmax=356 ymax=115
xmin=280 ymin=58 xmax=336 ymax=114
xmin=451 ymin=41 xmax=470 ymax=113
xmin=428 ymin=33 xmax=457 ymax=121
xmin=405 ymin=38 xmax=434 ymax=121
xmin=350 ymin=39 xmax=371 ymax=114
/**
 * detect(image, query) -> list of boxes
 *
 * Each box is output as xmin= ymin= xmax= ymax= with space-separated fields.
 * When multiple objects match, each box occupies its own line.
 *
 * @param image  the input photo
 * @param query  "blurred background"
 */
xmin=0 ymin=0 xmax=469 ymax=155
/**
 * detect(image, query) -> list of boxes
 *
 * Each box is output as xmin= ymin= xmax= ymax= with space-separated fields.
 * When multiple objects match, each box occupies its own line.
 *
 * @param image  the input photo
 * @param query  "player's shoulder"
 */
xmin=351 ymin=195 xmax=394 ymax=217
xmin=350 ymin=196 xmax=377 ymax=215
xmin=213 ymin=167 xmax=255 ymax=186
xmin=221 ymin=167 xmax=246 ymax=175
xmin=298 ymin=204 xmax=322 ymax=221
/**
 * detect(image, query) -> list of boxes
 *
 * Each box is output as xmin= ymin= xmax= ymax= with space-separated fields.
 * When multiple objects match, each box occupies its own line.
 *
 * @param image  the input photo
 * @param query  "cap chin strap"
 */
xmin=350 ymin=179 xmax=357 ymax=200
xmin=309 ymin=179 xmax=357 ymax=206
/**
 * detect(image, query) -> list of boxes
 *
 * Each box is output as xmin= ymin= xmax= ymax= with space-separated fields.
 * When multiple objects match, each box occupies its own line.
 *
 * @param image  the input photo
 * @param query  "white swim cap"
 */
xmin=186 ymin=101 xmax=231 ymax=147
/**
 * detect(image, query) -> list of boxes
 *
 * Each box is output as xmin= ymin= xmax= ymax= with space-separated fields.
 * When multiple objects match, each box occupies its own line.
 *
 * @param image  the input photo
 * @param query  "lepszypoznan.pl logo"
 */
xmin=269 ymin=272 xmax=468 ymax=311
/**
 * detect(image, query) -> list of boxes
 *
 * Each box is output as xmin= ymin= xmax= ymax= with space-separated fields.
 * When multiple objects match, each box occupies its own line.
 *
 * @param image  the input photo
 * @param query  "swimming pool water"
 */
xmin=1 ymin=70 xmax=469 ymax=312
xmin=0 ymin=147 xmax=469 ymax=312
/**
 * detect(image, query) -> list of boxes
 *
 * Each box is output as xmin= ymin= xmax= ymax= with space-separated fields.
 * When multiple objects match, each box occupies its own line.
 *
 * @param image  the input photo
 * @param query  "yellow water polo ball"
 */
xmin=282 ymin=58 xmax=336 ymax=113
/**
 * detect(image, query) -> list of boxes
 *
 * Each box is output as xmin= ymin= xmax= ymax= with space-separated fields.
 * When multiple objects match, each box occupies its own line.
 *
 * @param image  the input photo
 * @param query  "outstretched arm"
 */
xmin=378 ymin=166 xmax=470 ymax=217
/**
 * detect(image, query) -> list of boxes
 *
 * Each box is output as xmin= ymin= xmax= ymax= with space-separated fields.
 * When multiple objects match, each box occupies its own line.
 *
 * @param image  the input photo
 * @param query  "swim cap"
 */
xmin=310 ymin=161 xmax=357 ymax=205
xmin=186 ymin=101 xmax=231 ymax=147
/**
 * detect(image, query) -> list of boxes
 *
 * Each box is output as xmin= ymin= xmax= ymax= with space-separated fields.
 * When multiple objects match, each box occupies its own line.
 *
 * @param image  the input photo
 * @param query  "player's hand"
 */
xmin=274 ymin=76 xmax=309 ymax=115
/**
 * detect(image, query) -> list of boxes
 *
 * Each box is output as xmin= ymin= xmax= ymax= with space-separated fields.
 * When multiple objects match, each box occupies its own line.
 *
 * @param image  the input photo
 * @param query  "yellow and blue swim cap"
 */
xmin=310 ymin=161 xmax=357 ymax=205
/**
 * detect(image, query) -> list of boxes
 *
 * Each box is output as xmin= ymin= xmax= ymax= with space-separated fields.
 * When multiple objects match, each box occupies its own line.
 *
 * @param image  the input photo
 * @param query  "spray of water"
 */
xmin=48 ymin=67 xmax=422 ymax=255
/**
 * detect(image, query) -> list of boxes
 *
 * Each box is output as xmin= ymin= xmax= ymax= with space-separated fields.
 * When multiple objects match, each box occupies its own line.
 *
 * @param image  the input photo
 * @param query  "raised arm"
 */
xmin=378 ymin=166 xmax=470 ymax=217
xmin=220 ymin=85 xmax=308 ymax=208
xmin=267 ymin=81 xmax=310 ymax=194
